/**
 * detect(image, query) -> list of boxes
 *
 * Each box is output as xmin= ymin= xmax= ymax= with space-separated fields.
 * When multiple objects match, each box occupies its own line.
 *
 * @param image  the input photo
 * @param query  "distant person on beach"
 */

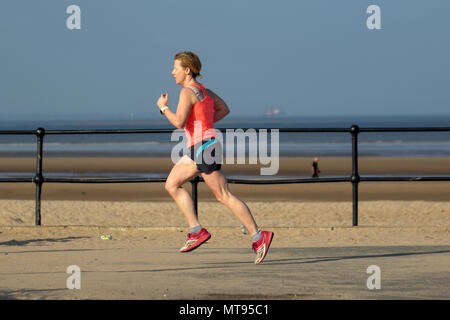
xmin=312 ymin=157 xmax=321 ymax=178
xmin=155 ymin=51 xmax=274 ymax=264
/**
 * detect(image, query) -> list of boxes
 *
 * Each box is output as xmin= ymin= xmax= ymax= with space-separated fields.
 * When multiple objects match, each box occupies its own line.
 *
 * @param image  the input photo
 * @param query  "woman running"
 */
xmin=156 ymin=51 xmax=274 ymax=264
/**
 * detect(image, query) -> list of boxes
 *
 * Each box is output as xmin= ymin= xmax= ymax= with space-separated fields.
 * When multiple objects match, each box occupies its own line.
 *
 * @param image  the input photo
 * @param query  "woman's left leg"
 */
xmin=165 ymin=155 xmax=201 ymax=228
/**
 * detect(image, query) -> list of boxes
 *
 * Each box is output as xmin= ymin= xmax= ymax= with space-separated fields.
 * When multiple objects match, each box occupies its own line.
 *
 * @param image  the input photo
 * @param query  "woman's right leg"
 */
xmin=165 ymin=155 xmax=201 ymax=228
xmin=201 ymin=170 xmax=259 ymax=236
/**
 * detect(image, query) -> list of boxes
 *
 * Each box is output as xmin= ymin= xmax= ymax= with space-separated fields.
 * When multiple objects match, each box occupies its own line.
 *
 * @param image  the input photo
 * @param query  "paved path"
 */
xmin=0 ymin=229 xmax=449 ymax=300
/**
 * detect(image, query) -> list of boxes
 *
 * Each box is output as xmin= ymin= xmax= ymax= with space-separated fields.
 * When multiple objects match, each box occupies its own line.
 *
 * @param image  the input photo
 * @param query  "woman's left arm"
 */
xmin=157 ymin=88 xmax=194 ymax=129
xmin=206 ymin=89 xmax=230 ymax=123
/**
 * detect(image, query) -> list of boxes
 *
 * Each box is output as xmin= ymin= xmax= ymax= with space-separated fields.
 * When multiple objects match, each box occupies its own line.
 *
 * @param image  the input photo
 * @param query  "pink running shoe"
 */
xmin=252 ymin=230 xmax=274 ymax=264
xmin=179 ymin=228 xmax=211 ymax=253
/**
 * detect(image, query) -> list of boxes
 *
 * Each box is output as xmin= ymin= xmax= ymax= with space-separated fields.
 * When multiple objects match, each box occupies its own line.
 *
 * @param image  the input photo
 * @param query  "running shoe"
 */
xmin=179 ymin=228 xmax=211 ymax=253
xmin=252 ymin=230 xmax=274 ymax=264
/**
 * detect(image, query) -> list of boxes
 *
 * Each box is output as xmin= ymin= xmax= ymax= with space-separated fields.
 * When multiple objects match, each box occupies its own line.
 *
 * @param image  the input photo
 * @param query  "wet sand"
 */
xmin=0 ymin=156 xmax=449 ymax=202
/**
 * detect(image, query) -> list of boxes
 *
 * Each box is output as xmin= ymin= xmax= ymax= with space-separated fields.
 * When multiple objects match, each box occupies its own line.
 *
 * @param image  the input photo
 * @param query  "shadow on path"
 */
xmin=76 ymin=247 xmax=450 ymax=274
xmin=264 ymin=248 xmax=450 ymax=266
xmin=0 ymin=288 xmax=67 ymax=300
xmin=0 ymin=237 xmax=90 ymax=246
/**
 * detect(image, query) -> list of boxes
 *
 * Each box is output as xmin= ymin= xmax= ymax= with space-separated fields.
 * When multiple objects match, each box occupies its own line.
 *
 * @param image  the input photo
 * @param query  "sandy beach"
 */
xmin=0 ymin=155 xmax=449 ymax=233
xmin=0 ymin=156 xmax=449 ymax=300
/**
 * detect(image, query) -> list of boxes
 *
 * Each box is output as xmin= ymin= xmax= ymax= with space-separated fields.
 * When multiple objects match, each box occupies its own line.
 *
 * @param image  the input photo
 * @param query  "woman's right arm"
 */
xmin=207 ymin=89 xmax=230 ymax=123
xmin=157 ymin=88 xmax=194 ymax=129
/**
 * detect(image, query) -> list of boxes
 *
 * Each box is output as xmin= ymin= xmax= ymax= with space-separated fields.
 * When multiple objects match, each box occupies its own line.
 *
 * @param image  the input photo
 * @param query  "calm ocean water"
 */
xmin=1 ymin=114 xmax=450 ymax=158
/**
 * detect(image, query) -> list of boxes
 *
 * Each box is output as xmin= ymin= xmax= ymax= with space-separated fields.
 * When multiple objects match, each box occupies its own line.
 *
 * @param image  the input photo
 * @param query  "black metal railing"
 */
xmin=1 ymin=125 xmax=449 ymax=227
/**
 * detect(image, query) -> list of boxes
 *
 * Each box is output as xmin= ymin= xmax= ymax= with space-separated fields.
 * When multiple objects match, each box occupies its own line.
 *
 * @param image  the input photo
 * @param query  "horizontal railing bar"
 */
xmin=2 ymin=175 xmax=449 ymax=184
xmin=42 ymin=129 xmax=175 ymax=135
xmin=227 ymin=177 xmax=350 ymax=184
xmin=0 ymin=129 xmax=175 ymax=135
xmin=43 ymin=177 xmax=167 ymax=183
xmin=0 ymin=130 xmax=36 ymax=135
xmin=360 ymin=176 xmax=450 ymax=182
xmin=1 ymin=127 xmax=449 ymax=135
xmin=220 ymin=128 xmax=350 ymax=133
xmin=0 ymin=178 xmax=34 ymax=183
xmin=0 ymin=128 xmax=349 ymax=134
xmin=360 ymin=127 xmax=450 ymax=132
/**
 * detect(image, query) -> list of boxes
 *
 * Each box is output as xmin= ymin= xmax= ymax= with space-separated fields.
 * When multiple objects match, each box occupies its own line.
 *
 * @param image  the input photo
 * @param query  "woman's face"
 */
xmin=171 ymin=59 xmax=189 ymax=85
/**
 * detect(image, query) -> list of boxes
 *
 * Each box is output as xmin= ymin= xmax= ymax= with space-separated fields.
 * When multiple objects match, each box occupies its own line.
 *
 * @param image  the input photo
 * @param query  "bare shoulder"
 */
xmin=180 ymin=86 xmax=195 ymax=96
xmin=180 ymin=86 xmax=197 ymax=103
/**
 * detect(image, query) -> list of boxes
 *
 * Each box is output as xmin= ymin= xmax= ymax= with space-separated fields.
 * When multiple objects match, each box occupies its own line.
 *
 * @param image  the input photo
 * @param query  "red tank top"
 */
xmin=184 ymin=83 xmax=216 ymax=147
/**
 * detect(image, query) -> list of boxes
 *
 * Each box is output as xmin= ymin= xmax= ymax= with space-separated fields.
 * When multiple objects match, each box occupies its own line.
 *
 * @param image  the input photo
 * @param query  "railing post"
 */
xmin=33 ymin=127 xmax=45 ymax=226
xmin=350 ymin=125 xmax=360 ymax=226
xmin=191 ymin=175 xmax=200 ymax=218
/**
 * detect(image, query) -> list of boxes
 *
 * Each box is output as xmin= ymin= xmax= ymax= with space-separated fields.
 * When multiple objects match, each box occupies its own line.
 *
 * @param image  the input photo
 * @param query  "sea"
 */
xmin=1 ymin=114 xmax=450 ymax=158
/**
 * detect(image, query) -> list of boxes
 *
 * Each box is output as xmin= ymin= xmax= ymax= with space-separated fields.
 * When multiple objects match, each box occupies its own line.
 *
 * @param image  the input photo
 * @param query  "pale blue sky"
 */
xmin=1 ymin=0 xmax=449 ymax=118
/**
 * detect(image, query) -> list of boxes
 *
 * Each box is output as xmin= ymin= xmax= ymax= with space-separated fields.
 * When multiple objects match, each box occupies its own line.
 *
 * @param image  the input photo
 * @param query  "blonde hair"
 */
xmin=174 ymin=51 xmax=202 ymax=79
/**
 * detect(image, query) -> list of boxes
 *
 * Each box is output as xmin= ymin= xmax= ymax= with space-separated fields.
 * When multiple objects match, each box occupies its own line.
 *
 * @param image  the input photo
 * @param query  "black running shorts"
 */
xmin=189 ymin=138 xmax=223 ymax=173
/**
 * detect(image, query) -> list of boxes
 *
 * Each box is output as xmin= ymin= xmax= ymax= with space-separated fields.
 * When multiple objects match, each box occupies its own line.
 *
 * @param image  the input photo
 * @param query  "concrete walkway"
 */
xmin=0 ymin=227 xmax=449 ymax=300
